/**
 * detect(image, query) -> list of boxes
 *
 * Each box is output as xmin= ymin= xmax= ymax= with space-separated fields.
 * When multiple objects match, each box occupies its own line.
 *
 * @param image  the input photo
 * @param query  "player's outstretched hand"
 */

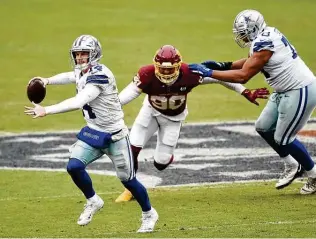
xmin=242 ymin=88 xmax=270 ymax=106
xmin=28 ymin=77 xmax=49 ymax=87
xmin=188 ymin=64 xmax=213 ymax=77
xmin=24 ymin=102 xmax=46 ymax=119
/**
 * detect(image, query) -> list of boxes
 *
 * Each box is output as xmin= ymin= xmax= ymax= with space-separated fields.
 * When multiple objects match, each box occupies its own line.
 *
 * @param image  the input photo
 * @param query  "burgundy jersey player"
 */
xmin=115 ymin=44 xmax=269 ymax=202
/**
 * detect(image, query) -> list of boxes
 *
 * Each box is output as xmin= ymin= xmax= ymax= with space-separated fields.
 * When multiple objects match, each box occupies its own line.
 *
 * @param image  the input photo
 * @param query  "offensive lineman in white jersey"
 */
xmin=189 ymin=10 xmax=316 ymax=194
xmin=24 ymin=35 xmax=158 ymax=233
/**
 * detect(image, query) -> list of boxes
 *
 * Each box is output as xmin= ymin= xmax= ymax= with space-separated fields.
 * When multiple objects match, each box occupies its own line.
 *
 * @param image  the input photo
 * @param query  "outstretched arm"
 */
xmin=231 ymin=58 xmax=248 ymax=70
xmin=24 ymin=84 xmax=101 ymax=118
xmin=119 ymin=82 xmax=143 ymax=106
xmin=28 ymin=72 xmax=76 ymax=87
xmin=191 ymin=50 xmax=272 ymax=84
xmin=201 ymin=58 xmax=247 ymax=70
xmin=201 ymin=77 xmax=246 ymax=93
xmin=201 ymin=77 xmax=269 ymax=106
xmin=46 ymin=72 xmax=77 ymax=85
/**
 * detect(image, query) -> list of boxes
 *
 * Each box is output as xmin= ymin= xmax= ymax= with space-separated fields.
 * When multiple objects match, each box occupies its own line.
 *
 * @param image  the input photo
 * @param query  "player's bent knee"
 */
xmin=67 ymin=158 xmax=85 ymax=173
xmin=255 ymin=120 xmax=267 ymax=132
xmin=115 ymin=160 xmax=131 ymax=182
xmin=154 ymin=154 xmax=174 ymax=171
xmin=117 ymin=170 xmax=130 ymax=182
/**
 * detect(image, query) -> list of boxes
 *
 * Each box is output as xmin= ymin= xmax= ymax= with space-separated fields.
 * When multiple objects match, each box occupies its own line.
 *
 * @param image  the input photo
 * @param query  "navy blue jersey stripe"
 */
xmin=253 ymin=41 xmax=274 ymax=52
xmin=86 ymin=75 xmax=109 ymax=84
xmin=86 ymin=79 xmax=109 ymax=84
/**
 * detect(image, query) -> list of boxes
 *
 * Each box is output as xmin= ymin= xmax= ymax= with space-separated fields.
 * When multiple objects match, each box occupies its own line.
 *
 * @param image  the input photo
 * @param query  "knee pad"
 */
xmin=116 ymin=163 xmax=129 ymax=182
xmin=67 ymin=158 xmax=85 ymax=173
xmin=255 ymin=121 xmax=268 ymax=133
xmin=255 ymin=119 xmax=263 ymax=132
xmin=154 ymin=154 xmax=174 ymax=171
xmin=114 ymin=155 xmax=132 ymax=182
xmin=255 ymin=117 xmax=275 ymax=133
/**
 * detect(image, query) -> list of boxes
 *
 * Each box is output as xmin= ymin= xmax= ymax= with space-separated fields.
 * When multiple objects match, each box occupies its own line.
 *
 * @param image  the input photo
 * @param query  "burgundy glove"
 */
xmin=242 ymin=88 xmax=270 ymax=106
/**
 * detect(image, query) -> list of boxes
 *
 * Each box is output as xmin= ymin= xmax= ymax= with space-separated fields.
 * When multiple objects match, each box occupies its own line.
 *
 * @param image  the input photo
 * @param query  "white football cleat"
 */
xmin=77 ymin=194 xmax=104 ymax=226
xmin=275 ymin=164 xmax=303 ymax=190
xmin=300 ymin=177 xmax=316 ymax=195
xmin=137 ymin=207 xmax=159 ymax=233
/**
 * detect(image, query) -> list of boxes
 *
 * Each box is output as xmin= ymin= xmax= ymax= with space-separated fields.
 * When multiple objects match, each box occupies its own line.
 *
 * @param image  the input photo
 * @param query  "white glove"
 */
xmin=24 ymin=102 xmax=47 ymax=119
xmin=28 ymin=77 xmax=49 ymax=87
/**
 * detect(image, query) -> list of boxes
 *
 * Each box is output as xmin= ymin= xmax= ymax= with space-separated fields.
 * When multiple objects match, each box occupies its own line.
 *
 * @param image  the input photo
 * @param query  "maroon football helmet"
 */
xmin=153 ymin=45 xmax=182 ymax=84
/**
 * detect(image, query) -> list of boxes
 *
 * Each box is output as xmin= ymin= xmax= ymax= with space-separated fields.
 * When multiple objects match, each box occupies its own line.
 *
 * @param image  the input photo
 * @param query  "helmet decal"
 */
xmin=233 ymin=10 xmax=267 ymax=48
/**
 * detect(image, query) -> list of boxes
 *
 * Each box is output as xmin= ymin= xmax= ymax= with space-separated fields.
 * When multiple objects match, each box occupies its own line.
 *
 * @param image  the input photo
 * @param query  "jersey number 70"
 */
xmin=281 ymin=36 xmax=297 ymax=59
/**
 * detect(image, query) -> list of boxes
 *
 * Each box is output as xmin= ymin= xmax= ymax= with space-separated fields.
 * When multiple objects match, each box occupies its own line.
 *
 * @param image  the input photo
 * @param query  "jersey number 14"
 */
xmin=82 ymin=104 xmax=96 ymax=119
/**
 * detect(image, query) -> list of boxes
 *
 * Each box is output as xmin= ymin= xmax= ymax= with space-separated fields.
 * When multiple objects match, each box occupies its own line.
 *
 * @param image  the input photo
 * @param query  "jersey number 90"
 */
xmin=150 ymin=95 xmax=186 ymax=110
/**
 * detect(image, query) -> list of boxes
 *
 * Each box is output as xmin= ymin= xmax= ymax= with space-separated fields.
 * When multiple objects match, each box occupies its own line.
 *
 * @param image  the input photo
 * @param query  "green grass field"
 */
xmin=1 ymin=170 xmax=316 ymax=238
xmin=1 ymin=0 xmax=316 ymax=132
xmin=1 ymin=0 xmax=316 ymax=237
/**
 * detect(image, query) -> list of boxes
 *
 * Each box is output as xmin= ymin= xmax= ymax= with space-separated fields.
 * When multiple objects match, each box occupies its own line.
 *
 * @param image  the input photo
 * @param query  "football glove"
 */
xmin=201 ymin=60 xmax=232 ymax=71
xmin=242 ymin=88 xmax=270 ymax=106
xmin=188 ymin=63 xmax=213 ymax=77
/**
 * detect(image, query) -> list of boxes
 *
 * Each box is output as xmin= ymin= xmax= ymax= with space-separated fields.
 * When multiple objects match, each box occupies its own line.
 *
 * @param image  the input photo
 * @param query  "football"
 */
xmin=27 ymin=78 xmax=46 ymax=103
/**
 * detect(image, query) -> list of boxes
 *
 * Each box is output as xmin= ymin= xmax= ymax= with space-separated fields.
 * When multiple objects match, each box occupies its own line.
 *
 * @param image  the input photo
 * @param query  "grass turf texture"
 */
xmin=1 ymin=170 xmax=315 ymax=238
xmin=1 ymin=1 xmax=316 ymax=237
xmin=0 ymin=0 xmax=316 ymax=132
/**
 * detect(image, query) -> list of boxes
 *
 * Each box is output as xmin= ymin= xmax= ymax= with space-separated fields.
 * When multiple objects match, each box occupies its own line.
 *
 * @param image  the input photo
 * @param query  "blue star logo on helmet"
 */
xmin=244 ymin=16 xmax=251 ymax=23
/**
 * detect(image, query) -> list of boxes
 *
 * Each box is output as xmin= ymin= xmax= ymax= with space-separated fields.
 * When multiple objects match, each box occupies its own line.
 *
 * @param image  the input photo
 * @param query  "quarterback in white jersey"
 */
xmin=24 ymin=35 xmax=158 ymax=233
xmin=189 ymin=9 xmax=316 ymax=194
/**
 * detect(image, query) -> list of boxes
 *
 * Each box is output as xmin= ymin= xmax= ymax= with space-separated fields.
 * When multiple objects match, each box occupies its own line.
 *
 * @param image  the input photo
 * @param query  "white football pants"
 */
xmin=129 ymin=104 xmax=182 ymax=165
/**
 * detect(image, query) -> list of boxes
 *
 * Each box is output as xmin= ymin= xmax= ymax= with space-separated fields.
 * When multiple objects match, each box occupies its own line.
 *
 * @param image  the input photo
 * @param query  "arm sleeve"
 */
xmin=44 ymin=84 xmax=101 ymax=114
xmin=201 ymin=77 xmax=246 ymax=94
xmin=47 ymin=72 xmax=76 ymax=85
xmin=119 ymin=82 xmax=142 ymax=105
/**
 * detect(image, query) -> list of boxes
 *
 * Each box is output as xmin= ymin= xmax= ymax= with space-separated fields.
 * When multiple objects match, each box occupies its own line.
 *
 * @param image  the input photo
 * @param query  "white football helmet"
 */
xmin=70 ymin=35 xmax=102 ymax=71
xmin=233 ymin=10 xmax=267 ymax=48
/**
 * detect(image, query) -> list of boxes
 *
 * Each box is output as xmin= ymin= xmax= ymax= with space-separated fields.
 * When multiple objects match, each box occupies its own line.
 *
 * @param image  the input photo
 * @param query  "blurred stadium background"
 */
xmin=1 ymin=0 xmax=316 ymax=237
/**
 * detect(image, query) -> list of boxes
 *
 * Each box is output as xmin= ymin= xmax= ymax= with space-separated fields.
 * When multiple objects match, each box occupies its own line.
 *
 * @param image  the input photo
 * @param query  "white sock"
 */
xmin=281 ymin=155 xmax=298 ymax=167
xmin=88 ymin=194 xmax=98 ymax=203
xmin=306 ymin=166 xmax=316 ymax=178
xmin=143 ymin=207 xmax=153 ymax=214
